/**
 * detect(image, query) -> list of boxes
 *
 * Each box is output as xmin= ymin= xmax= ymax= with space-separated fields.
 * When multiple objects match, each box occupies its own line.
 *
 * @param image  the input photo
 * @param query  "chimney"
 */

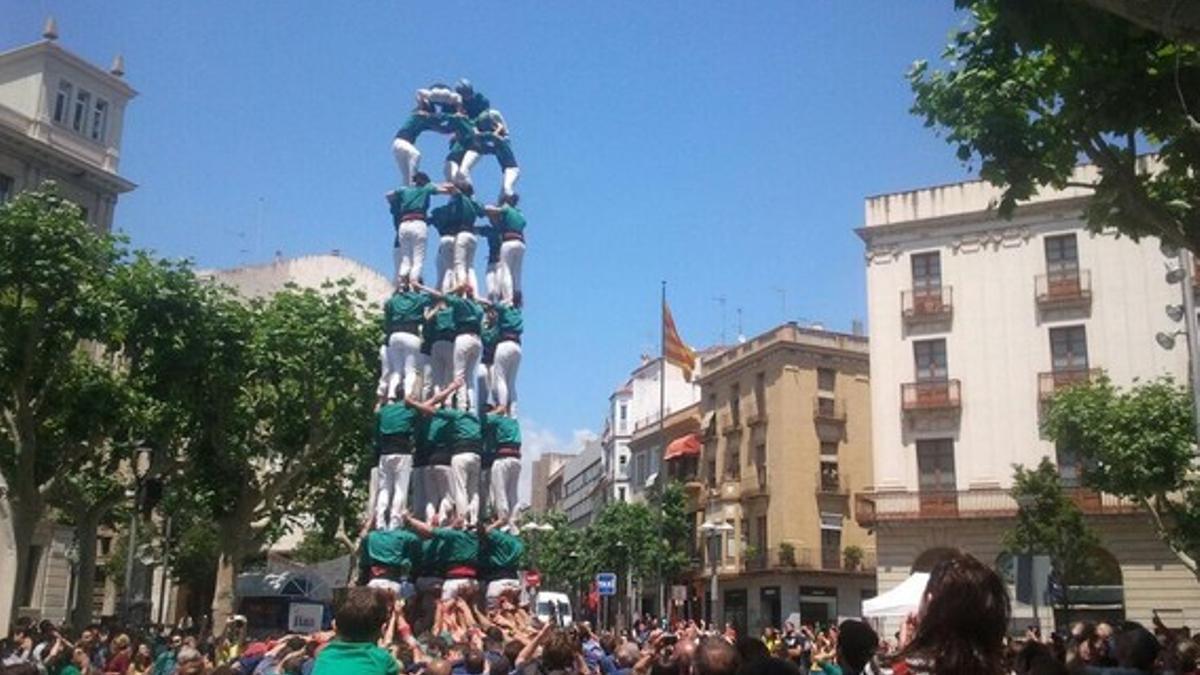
xmin=42 ymin=16 xmax=59 ymax=41
xmin=110 ymin=54 xmax=125 ymax=78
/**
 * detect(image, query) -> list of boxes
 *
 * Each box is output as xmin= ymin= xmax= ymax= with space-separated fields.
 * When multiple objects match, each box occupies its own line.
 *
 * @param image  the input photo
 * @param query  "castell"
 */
xmin=363 ymin=79 xmax=526 ymax=616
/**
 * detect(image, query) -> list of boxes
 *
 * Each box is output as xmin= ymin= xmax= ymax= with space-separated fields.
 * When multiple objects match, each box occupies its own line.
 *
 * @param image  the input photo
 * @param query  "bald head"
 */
xmin=425 ymin=659 xmax=453 ymax=675
xmin=696 ymin=637 xmax=740 ymax=675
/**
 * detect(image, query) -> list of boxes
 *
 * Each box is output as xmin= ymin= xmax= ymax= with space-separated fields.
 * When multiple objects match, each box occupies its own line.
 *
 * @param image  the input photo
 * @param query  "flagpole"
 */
xmin=659 ymin=280 xmax=667 ymax=622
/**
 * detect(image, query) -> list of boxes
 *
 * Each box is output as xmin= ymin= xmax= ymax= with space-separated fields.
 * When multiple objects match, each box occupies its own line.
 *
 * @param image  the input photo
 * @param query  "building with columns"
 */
xmin=0 ymin=18 xmax=136 ymax=229
xmin=856 ymin=160 xmax=1200 ymax=630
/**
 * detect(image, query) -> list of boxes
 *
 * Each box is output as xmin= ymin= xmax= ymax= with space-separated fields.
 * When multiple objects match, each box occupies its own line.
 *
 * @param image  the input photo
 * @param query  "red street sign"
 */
xmin=525 ymin=571 xmax=541 ymax=587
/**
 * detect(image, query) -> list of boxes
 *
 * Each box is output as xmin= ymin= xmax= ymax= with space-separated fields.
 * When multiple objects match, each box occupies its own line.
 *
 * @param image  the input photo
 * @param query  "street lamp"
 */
xmin=122 ymin=446 xmax=153 ymax=625
xmin=699 ymin=520 xmax=734 ymax=628
xmin=1159 ymin=244 xmax=1200 ymax=447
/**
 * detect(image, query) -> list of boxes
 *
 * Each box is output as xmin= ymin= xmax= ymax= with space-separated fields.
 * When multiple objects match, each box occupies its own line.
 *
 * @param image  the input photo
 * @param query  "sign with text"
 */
xmin=596 ymin=572 xmax=618 ymax=596
xmin=287 ymin=602 xmax=324 ymax=634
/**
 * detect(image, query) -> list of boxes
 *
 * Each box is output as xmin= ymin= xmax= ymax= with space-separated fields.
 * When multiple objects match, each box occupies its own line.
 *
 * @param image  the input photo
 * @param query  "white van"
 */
xmin=534 ymin=591 xmax=574 ymax=626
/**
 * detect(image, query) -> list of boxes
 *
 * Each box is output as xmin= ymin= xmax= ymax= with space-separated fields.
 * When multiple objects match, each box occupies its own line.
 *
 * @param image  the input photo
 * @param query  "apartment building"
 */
xmin=857 ymin=161 xmax=1200 ymax=629
xmin=691 ymin=324 xmax=875 ymax=633
xmin=530 ymin=452 xmax=575 ymax=514
xmin=557 ymin=441 xmax=607 ymax=529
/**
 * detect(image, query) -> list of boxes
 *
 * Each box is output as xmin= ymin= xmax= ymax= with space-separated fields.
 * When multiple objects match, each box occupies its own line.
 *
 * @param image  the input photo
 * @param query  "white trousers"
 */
xmin=441 ymin=578 xmax=478 ymax=602
xmin=417 ymin=87 xmax=462 ymax=109
xmin=453 ymin=334 xmax=482 ymax=410
xmin=430 ymin=340 xmax=455 ymax=394
xmin=423 ymin=465 xmax=454 ymax=523
xmin=490 ymin=457 xmax=521 ymax=522
xmin=444 ymin=159 xmax=459 ymax=184
xmin=456 ymin=154 xmax=521 ymax=201
xmin=485 ymin=262 xmax=500 ymax=303
xmin=392 ymin=138 xmax=420 ymax=187
xmin=375 ymin=453 xmax=413 ymax=529
xmin=395 ymin=220 xmax=428 ymax=285
xmin=492 ymin=341 xmax=522 ymax=414
xmin=475 ymin=362 xmax=493 ymax=414
xmin=453 ymin=232 xmax=478 ymax=293
xmin=386 ymin=331 xmax=422 ymax=400
xmin=450 ymin=452 xmax=482 ymax=525
xmin=486 ymin=579 xmax=522 ymax=610
xmin=499 ymin=240 xmax=525 ymax=304
xmin=436 ymin=235 xmax=455 ymax=292
xmin=376 ymin=344 xmax=391 ymax=400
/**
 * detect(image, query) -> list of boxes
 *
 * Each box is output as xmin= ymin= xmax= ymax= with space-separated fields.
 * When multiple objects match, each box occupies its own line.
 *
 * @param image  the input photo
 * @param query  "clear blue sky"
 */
xmin=4 ymin=2 xmax=973 ymax=451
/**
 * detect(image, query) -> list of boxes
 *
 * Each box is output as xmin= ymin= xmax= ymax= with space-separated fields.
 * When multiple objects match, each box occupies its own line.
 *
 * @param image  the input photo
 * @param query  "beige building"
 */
xmin=692 ymin=323 xmax=875 ymax=632
xmin=530 ymin=452 xmax=575 ymax=514
xmin=857 ymin=161 xmax=1200 ymax=630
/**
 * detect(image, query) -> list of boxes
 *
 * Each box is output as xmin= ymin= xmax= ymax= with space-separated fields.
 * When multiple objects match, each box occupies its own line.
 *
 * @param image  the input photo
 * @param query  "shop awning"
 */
xmin=664 ymin=433 xmax=702 ymax=461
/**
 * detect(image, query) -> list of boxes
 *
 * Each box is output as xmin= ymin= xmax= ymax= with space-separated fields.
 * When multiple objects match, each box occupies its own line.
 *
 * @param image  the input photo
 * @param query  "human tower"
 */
xmin=371 ymin=79 xmax=526 ymax=539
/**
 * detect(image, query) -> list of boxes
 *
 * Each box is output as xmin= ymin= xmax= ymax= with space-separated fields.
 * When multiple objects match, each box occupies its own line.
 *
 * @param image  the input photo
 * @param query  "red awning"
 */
xmin=664 ymin=433 xmax=702 ymax=461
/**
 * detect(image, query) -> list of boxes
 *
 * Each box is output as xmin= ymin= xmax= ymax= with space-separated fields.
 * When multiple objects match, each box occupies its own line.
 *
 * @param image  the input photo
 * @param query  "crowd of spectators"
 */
xmin=5 ymin=551 xmax=1200 ymax=675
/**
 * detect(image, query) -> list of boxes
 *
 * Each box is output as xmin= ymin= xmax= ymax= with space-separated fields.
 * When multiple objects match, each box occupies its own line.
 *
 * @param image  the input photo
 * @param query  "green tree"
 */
xmin=0 ymin=185 xmax=124 ymax=620
xmin=188 ymin=281 xmax=377 ymax=630
xmin=652 ymin=481 xmax=692 ymax=585
xmin=291 ymin=529 xmax=352 ymax=565
xmin=1042 ymin=376 xmax=1200 ymax=578
xmin=528 ymin=511 xmax=589 ymax=594
xmin=911 ymin=0 xmax=1200 ymax=251
xmin=1003 ymin=457 xmax=1102 ymax=618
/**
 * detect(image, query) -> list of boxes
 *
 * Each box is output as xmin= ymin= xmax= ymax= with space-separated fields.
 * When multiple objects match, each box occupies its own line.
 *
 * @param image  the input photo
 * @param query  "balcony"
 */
xmin=901 ymin=379 xmax=962 ymax=413
xmin=855 ymin=488 xmax=1140 ymax=528
xmin=1038 ymin=368 xmax=1102 ymax=401
xmin=743 ymin=467 xmax=769 ymax=499
xmin=813 ymin=397 xmax=846 ymax=424
xmin=816 ymin=469 xmax=850 ymax=496
xmin=1036 ymin=270 xmax=1092 ymax=311
xmin=739 ymin=546 xmax=876 ymax=573
xmin=719 ymin=410 xmax=741 ymax=435
xmin=902 ymin=287 xmax=953 ymax=324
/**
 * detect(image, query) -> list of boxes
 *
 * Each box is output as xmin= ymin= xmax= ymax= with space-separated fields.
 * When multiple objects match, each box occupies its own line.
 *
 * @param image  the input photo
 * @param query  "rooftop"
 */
xmin=699 ymin=322 xmax=868 ymax=380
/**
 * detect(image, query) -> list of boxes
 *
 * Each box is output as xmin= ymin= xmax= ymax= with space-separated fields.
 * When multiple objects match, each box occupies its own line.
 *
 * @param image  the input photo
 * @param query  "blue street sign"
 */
xmin=596 ymin=572 xmax=618 ymax=596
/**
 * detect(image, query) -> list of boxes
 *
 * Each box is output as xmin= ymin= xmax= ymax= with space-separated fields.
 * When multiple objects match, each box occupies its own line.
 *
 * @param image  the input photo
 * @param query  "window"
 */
xmin=817 ymin=368 xmax=836 ymax=392
xmin=98 ymin=535 xmax=112 ymax=557
xmin=820 ymin=515 xmax=842 ymax=570
xmin=706 ymin=459 xmax=717 ymax=488
xmin=913 ymin=339 xmax=948 ymax=382
xmin=1045 ymin=234 xmax=1079 ymax=275
xmin=820 ymin=440 xmax=838 ymax=458
xmin=756 ymin=515 xmax=768 ymax=551
xmin=730 ymin=383 xmax=741 ymax=425
xmin=754 ymin=372 xmax=766 ymax=418
xmin=820 ymin=460 xmax=840 ymax=492
xmin=724 ymin=520 xmax=737 ymax=560
xmin=916 ymin=439 xmax=956 ymax=492
xmin=618 ymin=454 xmax=627 ymax=467
xmin=90 ymin=99 xmax=109 ymax=142
xmin=72 ymin=89 xmax=92 ymax=134
xmin=618 ymin=403 xmax=628 ymax=433
xmin=725 ymin=441 xmax=741 ymax=481
xmin=816 ymin=396 xmax=837 ymax=417
xmin=1056 ymin=441 xmax=1083 ymax=489
xmin=754 ymin=442 xmax=767 ymax=487
xmin=911 ymin=251 xmax=942 ymax=293
xmin=54 ymin=80 xmax=73 ymax=123
xmin=1050 ymin=326 xmax=1088 ymax=372
xmin=616 ymin=486 xmax=627 ymax=502
xmin=0 ymin=173 xmax=12 ymax=204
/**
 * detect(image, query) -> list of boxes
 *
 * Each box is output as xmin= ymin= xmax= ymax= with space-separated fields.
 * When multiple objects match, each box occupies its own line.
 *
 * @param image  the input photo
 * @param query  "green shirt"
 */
xmin=428 ymin=194 xmax=483 ymax=237
xmin=463 ymin=92 xmax=491 ymax=120
xmin=56 ymin=666 xmax=82 ymax=675
xmin=312 ymin=640 xmax=399 ymax=675
xmin=376 ymin=401 xmax=418 ymax=438
xmin=485 ymin=414 xmax=522 ymax=448
xmin=448 ymin=409 xmax=483 ymax=445
xmin=427 ymin=408 xmax=458 ymax=450
xmin=498 ymin=205 xmax=526 ymax=236
xmin=388 ymin=183 xmax=438 ymax=218
xmin=471 ymin=133 xmax=518 ymax=169
xmin=483 ymin=529 xmax=525 ymax=572
xmin=444 ymin=294 xmax=484 ymax=334
xmin=496 ymin=304 xmax=523 ymax=336
xmin=362 ymin=528 xmax=421 ymax=570
xmin=383 ymin=291 xmax=432 ymax=330
xmin=395 ymin=113 xmax=439 ymax=142
xmin=433 ymin=527 xmax=480 ymax=567
xmin=478 ymin=224 xmax=502 ymax=262
xmin=482 ymin=317 xmax=500 ymax=354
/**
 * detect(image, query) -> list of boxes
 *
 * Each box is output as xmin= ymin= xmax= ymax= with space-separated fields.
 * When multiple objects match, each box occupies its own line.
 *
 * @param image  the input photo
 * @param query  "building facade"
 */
xmin=0 ymin=21 xmax=136 ymax=228
xmin=0 ymin=22 xmax=136 ymax=632
xmin=558 ymin=441 xmax=607 ymax=529
xmin=857 ymin=161 xmax=1200 ymax=630
xmin=693 ymin=324 xmax=876 ymax=633
xmin=604 ymin=357 xmax=701 ymax=504
xmin=530 ymin=452 xmax=575 ymax=514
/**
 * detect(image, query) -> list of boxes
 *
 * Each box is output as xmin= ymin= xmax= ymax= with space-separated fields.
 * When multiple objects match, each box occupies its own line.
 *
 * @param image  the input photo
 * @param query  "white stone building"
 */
xmin=857 ymin=161 xmax=1200 ymax=630
xmin=0 ymin=19 xmax=135 ymax=228
xmin=603 ymin=357 xmax=700 ymax=504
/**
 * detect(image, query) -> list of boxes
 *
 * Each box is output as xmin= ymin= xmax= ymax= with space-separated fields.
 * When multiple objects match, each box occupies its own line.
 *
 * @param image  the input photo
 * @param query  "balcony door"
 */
xmin=1050 ymin=326 xmax=1089 ymax=373
xmin=914 ymin=340 xmax=948 ymax=382
xmin=911 ymin=252 xmax=944 ymax=313
xmin=1045 ymin=234 xmax=1081 ymax=298
xmin=916 ymin=439 xmax=958 ymax=517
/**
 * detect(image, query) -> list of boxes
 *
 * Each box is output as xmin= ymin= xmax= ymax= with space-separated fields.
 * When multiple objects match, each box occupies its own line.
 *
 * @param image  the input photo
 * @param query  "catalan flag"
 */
xmin=663 ymin=298 xmax=696 ymax=381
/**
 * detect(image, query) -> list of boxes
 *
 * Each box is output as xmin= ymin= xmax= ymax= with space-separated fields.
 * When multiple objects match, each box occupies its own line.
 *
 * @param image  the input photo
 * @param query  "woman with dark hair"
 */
xmin=893 ymin=551 xmax=1011 ymax=675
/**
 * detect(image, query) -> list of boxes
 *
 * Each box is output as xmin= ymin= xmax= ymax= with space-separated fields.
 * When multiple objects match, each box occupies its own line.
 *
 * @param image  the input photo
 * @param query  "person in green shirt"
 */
xmin=457 ymin=129 xmax=520 ymax=202
xmin=418 ymin=283 xmax=485 ymax=412
xmin=422 ymin=404 xmax=459 ymax=524
xmin=483 ymin=194 xmax=527 ymax=306
xmin=443 ymin=406 xmax=484 ymax=526
xmin=479 ymin=518 xmax=525 ymax=609
xmin=382 ymin=286 xmax=434 ymax=402
xmin=386 ymin=172 xmax=455 ymax=287
xmin=358 ymin=524 xmax=423 ymax=600
xmin=392 ymin=93 xmax=461 ymax=187
xmin=402 ymin=513 xmax=481 ymax=602
xmin=483 ymin=407 xmax=522 ymax=525
xmin=489 ymin=303 xmax=522 ymax=416
xmin=373 ymin=381 xmax=460 ymax=530
xmin=311 ymin=587 xmax=400 ymax=675
xmin=427 ymin=187 xmax=484 ymax=294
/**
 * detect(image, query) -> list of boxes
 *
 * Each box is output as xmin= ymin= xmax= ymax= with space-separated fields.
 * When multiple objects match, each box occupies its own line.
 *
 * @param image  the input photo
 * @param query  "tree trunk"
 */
xmin=69 ymin=510 xmax=102 ymax=629
xmin=8 ymin=486 xmax=43 ymax=624
xmin=210 ymin=549 xmax=238 ymax=636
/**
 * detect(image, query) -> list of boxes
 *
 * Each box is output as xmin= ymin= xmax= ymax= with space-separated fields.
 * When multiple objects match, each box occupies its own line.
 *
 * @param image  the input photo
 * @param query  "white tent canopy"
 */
xmin=862 ymin=572 xmax=930 ymax=618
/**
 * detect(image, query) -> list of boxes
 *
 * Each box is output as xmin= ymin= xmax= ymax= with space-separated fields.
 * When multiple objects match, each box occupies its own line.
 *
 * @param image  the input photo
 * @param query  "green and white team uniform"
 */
xmin=445 ymin=293 xmax=485 ymax=411
xmin=392 ymin=109 xmax=456 ymax=187
xmin=494 ymin=204 xmax=526 ymax=305
xmin=383 ymin=288 xmax=434 ymax=400
xmin=446 ymin=408 xmax=484 ymax=526
xmin=421 ymin=407 xmax=458 ymax=523
xmin=457 ymin=129 xmax=520 ymax=200
xmin=430 ymin=526 xmax=481 ymax=601
xmin=388 ymin=182 xmax=441 ymax=285
xmin=484 ymin=412 xmax=522 ymax=523
xmin=373 ymin=400 xmax=422 ymax=529
xmin=358 ymin=527 xmax=421 ymax=598
xmin=491 ymin=304 xmax=523 ymax=415
xmin=481 ymin=528 xmax=525 ymax=608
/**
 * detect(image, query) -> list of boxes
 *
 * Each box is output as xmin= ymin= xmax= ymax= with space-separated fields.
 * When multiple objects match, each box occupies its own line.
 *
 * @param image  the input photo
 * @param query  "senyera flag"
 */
xmin=663 ymin=299 xmax=696 ymax=381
